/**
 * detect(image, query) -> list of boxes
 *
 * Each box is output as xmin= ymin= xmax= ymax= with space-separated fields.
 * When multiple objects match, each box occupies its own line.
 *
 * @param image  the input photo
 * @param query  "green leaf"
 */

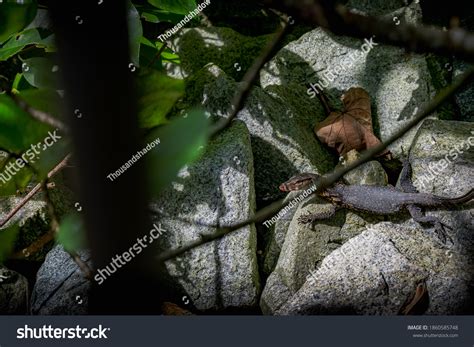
xmin=148 ymin=0 xmax=197 ymax=15
xmin=0 ymin=28 xmax=40 ymax=61
xmin=0 ymin=223 xmax=19 ymax=263
xmin=127 ymin=0 xmax=143 ymax=67
xmin=139 ymin=39 xmax=162 ymax=70
xmin=56 ymin=214 xmax=86 ymax=252
xmin=140 ymin=12 xmax=160 ymax=23
xmin=28 ymin=131 xmax=69 ymax=181
xmin=21 ymin=56 xmax=59 ymax=89
xmin=0 ymin=28 xmax=55 ymax=61
xmin=137 ymin=7 xmax=186 ymax=24
xmin=147 ymin=109 xmax=209 ymax=193
xmin=0 ymin=94 xmax=50 ymax=153
xmin=137 ymin=69 xmax=184 ymax=128
xmin=0 ymin=0 xmax=37 ymax=44
xmin=18 ymin=88 xmax=63 ymax=119
xmin=0 ymin=157 xmax=34 ymax=196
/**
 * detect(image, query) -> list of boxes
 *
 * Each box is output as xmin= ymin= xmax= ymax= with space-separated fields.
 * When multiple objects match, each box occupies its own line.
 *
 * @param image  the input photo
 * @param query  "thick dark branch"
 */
xmin=157 ymin=66 xmax=474 ymax=263
xmin=209 ymin=21 xmax=289 ymax=136
xmin=263 ymin=0 xmax=474 ymax=61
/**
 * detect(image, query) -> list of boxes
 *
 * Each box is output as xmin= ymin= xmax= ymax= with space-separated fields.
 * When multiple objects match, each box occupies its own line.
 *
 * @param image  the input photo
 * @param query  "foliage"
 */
xmin=148 ymin=108 xmax=209 ymax=194
xmin=0 ymin=0 xmax=208 ymax=258
xmin=56 ymin=213 xmax=86 ymax=253
xmin=0 ymin=224 xmax=19 ymax=264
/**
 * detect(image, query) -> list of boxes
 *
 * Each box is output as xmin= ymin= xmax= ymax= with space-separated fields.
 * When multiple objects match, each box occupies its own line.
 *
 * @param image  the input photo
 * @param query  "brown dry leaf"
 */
xmin=161 ymin=302 xmax=194 ymax=316
xmin=398 ymin=282 xmax=429 ymax=315
xmin=314 ymin=87 xmax=390 ymax=157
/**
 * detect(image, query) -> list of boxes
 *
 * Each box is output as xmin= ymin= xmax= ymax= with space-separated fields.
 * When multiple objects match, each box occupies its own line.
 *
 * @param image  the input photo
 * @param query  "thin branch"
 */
xmin=314 ymin=87 xmax=331 ymax=116
xmin=157 ymin=66 xmax=474 ymax=263
xmin=11 ymin=94 xmax=69 ymax=133
xmin=209 ymin=21 xmax=289 ymax=136
xmin=263 ymin=0 xmax=474 ymax=61
xmin=10 ymin=230 xmax=56 ymax=260
xmin=0 ymin=154 xmax=71 ymax=228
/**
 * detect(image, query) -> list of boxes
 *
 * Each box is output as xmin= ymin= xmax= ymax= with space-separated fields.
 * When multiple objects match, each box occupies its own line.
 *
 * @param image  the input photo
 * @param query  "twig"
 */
xmin=10 ymin=230 xmax=56 ymax=259
xmin=314 ymin=87 xmax=331 ymax=116
xmin=263 ymin=0 xmax=474 ymax=62
xmin=0 ymin=154 xmax=71 ymax=228
xmin=11 ymin=94 xmax=69 ymax=133
xmin=209 ymin=21 xmax=289 ymax=136
xmin=157 ymin=66 xmax=474 ymax=263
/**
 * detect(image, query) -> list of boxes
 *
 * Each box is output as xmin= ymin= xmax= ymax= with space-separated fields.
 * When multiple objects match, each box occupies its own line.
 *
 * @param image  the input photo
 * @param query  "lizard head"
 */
xmin=279 ymin=173 xmax=320 ymax=192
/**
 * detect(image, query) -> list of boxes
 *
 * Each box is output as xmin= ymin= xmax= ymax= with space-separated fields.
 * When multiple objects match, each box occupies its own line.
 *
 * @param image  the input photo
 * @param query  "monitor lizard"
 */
xmin=279 ymin=160 xmax=473 ymax=242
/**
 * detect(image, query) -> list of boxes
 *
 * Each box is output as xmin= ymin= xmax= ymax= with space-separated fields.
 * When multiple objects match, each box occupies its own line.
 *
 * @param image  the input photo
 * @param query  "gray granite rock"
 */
xmin=260 ymin=196 xmax=346 ymax=314
xmin=150 ymin=121 xmax=260 ymax=311
xmin=262 ymin=191 xmax=300 ymax=276
xmin=262 ymin=153 xmax=387 ymax=278
xmin=31 ymin=245 xmax=91 ymax=315
xmin=0 ymin=266 xmax=29 ymax=314
xmin=278 ymin=219 xmax=473 ymax=315
xmin=180 ymin=63 xmax=333 ymax=202
xmin=260 ymin=150 xmax=387 ymax=314
xmin=337 ymin=150 xmax=388 ymax=186
xmin=277 ymin=223 xmax=431 ymax=315
xmin=259 ymin=2 xmax=436 ymax=157
xmin=409 ymin=119 xmax=474 ymax=253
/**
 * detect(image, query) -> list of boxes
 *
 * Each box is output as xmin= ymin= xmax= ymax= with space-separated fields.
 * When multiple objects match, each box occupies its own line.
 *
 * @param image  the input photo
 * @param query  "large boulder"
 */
xmin=262 ymin=151 xmax=388 ymax=279
xmin=260 ymin=157 xmax=387 ymax=314
xmin=262 ymin=191 xmax=300 ymax=277
xmin=31 ymin=245 xmax=91 ymax=315
xmin=180 ymin=63 xmax=333 ymax=203
xmin=150 ymin=121 xmax=260 ymax=311
xmin=259 ymin=2 xmax=436 ymax=156
xmin=0 ymin=266 xmax=29 ymax=314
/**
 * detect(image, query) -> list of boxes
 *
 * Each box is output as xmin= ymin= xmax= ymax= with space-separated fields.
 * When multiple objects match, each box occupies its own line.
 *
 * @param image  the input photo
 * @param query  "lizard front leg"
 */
xmin=298 ymin=205 xmax=337 ymax=225
xmin=406 ymin=205 xmax=452 ymax=244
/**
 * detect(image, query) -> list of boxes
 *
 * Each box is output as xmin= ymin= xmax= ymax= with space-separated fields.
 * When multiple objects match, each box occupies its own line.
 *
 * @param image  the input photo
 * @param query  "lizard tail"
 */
xmin=438 ymin=188 xmax=474 ymax=206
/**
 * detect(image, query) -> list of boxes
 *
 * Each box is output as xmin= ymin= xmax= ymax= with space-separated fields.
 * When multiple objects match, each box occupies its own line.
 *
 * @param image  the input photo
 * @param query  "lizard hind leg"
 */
xmin=406 ymin=205 xmax=453 ymax=244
